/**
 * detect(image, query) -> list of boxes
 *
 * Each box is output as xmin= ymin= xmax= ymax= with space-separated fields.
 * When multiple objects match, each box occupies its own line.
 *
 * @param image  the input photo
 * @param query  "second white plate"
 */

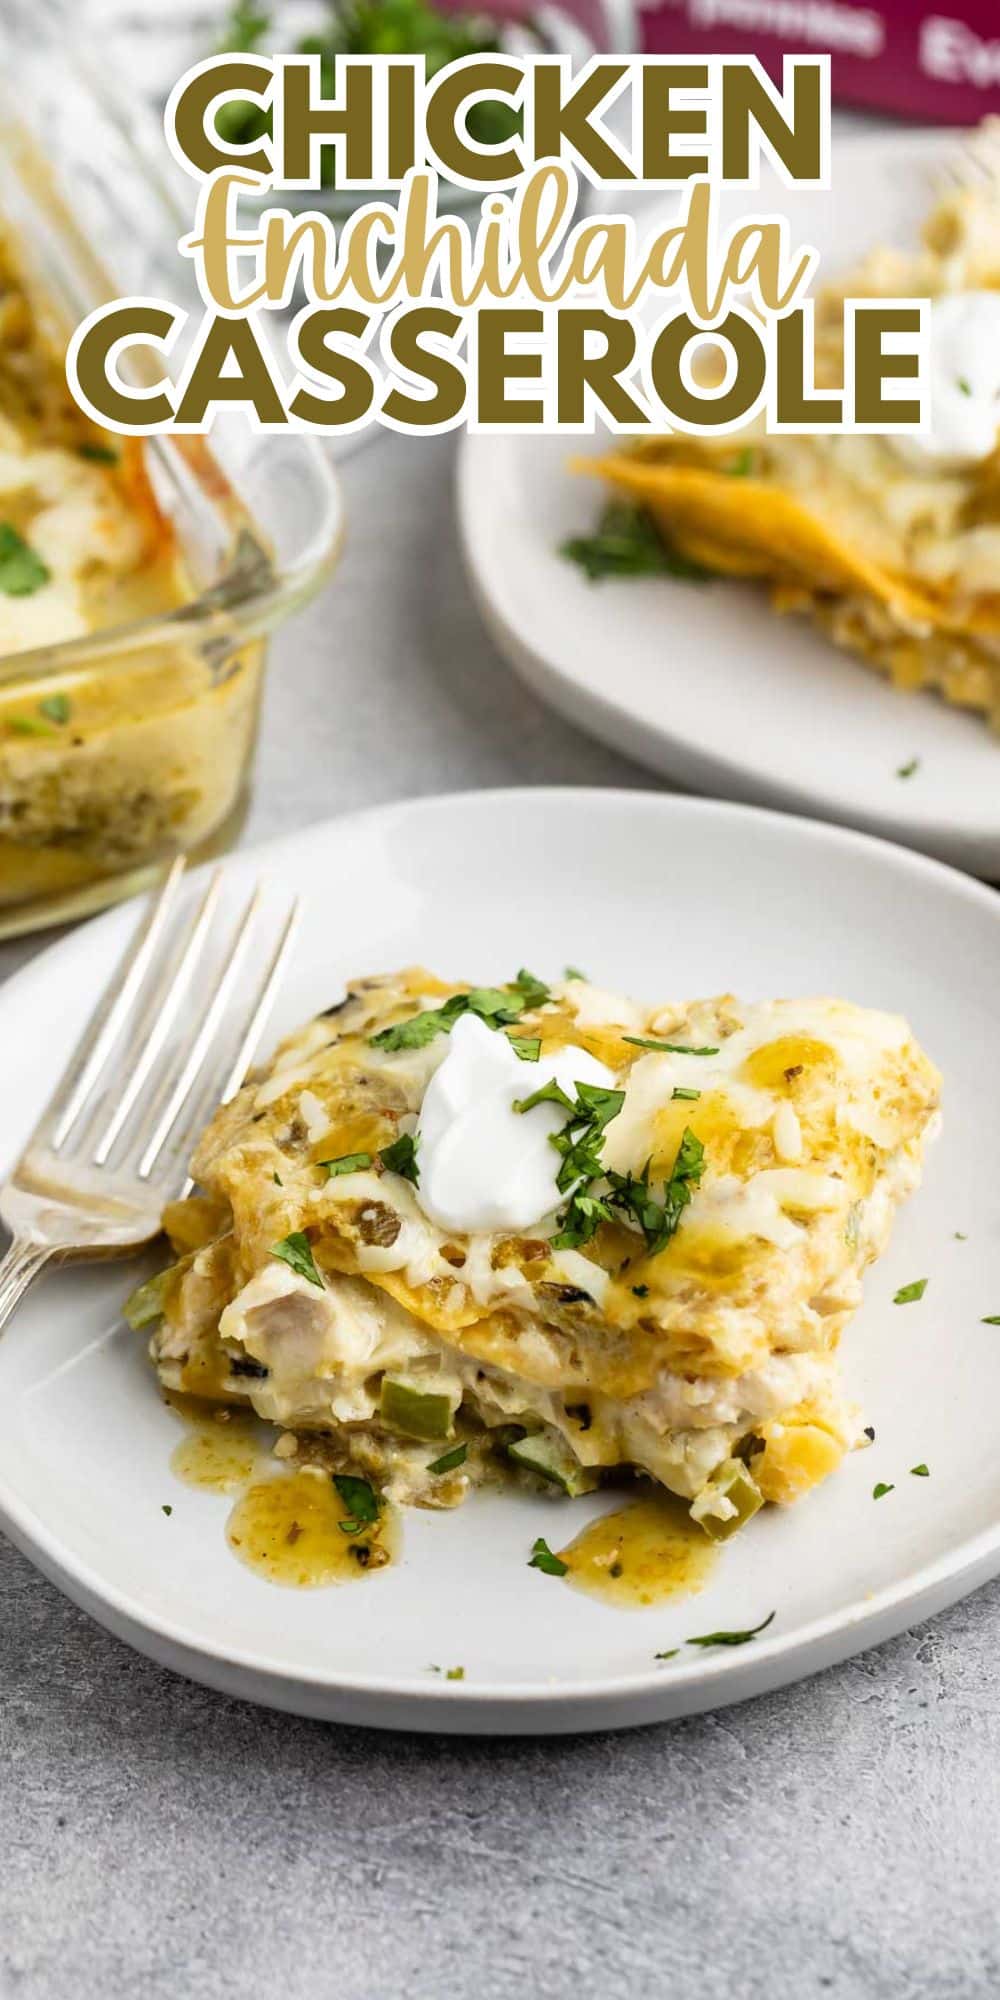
xmin=459 ymin=132 xmax=1000 ymax=876
xmin=1 ymin=789 xmax=1000 ymax=1731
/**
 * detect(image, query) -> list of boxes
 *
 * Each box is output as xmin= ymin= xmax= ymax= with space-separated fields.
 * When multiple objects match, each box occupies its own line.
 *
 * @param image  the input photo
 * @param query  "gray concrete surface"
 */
xmin=3 ymin=433 xmax=1000 ymax=1999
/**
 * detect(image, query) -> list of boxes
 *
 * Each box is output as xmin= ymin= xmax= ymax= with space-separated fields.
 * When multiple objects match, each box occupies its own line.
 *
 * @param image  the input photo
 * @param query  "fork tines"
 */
xmin=44 ymin=860 xmax=299 ymax=1189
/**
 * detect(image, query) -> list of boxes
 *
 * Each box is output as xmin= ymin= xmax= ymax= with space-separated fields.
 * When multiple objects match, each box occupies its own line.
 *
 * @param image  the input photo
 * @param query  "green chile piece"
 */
xmin=380 ymin=1375 xmax=458 ymax=1441
xmin=690 ymin=1457 xmax=764 ymax=1542
xmin=507 ymin=1431 xmax=595 ymax=1497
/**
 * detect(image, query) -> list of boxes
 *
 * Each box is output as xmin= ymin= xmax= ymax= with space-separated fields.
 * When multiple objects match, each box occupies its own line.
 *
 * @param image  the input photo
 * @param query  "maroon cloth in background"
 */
xmin=638 ymin=2 xmax=1000 ymax=123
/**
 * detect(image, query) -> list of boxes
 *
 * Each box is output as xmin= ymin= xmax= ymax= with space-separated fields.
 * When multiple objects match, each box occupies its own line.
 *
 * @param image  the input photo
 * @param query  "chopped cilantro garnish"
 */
xmin=561 ymin=500 xmax=710 ymax=584
xmin=564 ymin=965 xmax=588 ymax=981
xmin=624 ymin=1036 xmax=719 ymax=1056
xmin=77 ymin=441 xmax=119 ymax=463
xmin=39 ymin=694 xmax=71 ymax=725
xmin=873 ymin=1482 xmax=894 ymax=1499
xmin=270 ymin=1231 xmax=324 ymax=1288
xmin=606 ymin=1128 xmax=705 ymax=1258
xmin=161 ymin=1504 xmax=173 ymax=1516
xmin=894 ymin=1278 xmax=927 ymax=1304
xmin=955 ymin=1232 xmax=968 ymax=1241
xmin=728 ymin=448 xmax=754 ymax=476
xmin=511 ymin=967 xmax=550 ymax=1010
xmin=272 ymin=1171 xmax=283 ymax=1186
xmin=982 ymin=1315 xmax=1000 ymax=1325
xmin=321 ymin=1151 xmax=372 ymax=1177
xmin=528 ymin=1536 xmax=568 ymax=1577
xmin=446 ymin=1666 xmax=465 ymax=1681
xmin=896 ymin=758 xmax=920 ymax=780
xmin=686 ymin=1611 xmax=774 ymax=1647
xmin=551 ymin=1190 xmax=614 ymax=1252
xmin=370 ymin=994 xmax=467 ymax=1050
xmin=654 ymin=1648 xmax=679 ymax=1661
xmin=333 ymin=1473 xmax=379 ymax=1532
xmin=371 ymin=971 xmax=548 ymax=1053
xmin=427 ymin=1442 xmax=468 ymax=1475
xmin=514 ymin=1077 xmax=575 ymax=1117
xmin=957 ymin=377 xmax=972 ymax=397
xmin=910 ymin=1463 xmax=930 ymax=1477
xmin=515 ymin=1075 xmax=626 ymax=1250
xmin=0 ymin=522 xmax=49 ymax=597
xmin=632 ymin=1283 xmax=649 ymax=1298
xmin=508 ymin=1036 xmax=541 ymax=1063
xmin=379 ymin=1132 xmax=419 ymax=1184
xmin=671 ymin=1086 xmax=701 ymax=1101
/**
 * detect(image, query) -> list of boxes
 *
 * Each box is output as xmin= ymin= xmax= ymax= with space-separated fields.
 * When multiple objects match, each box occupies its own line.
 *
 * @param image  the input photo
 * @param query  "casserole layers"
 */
xmin=140 ymin=968 xmax=940 ymax=1538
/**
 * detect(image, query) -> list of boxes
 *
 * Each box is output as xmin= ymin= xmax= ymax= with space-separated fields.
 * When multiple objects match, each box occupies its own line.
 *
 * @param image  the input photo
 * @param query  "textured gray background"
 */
xmin=3 ymin=433 xmax=1000 ymax=1999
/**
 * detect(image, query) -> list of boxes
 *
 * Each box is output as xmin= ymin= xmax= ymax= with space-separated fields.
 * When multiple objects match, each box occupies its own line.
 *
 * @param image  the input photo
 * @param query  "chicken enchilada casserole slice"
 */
xmin=131 ymin=968 xmax=940 ymax=1541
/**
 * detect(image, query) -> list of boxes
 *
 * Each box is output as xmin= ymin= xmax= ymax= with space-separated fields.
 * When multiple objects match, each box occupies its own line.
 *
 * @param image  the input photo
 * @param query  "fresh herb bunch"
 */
xmin=216 ymin=0 xmax=521 ymax=174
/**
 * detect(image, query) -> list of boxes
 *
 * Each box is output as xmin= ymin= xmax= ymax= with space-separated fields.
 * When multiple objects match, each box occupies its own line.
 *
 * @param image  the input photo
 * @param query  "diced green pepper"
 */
xmin=380 ymin=1375 xmax=457 ymax=1441
xmin=122 ymin=1264 xmax=179 ymax=1331
xmin=689 ymin=1457 xmax=763 ymax=1542
xmin=507 ymin=1431 xmax=596 ymax=1497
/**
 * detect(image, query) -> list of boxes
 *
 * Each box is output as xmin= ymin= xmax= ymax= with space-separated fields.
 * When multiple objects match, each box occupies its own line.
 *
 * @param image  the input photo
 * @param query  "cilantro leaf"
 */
xmin=910 ymin=1463 xmax=930 ymax=1477
xmin=607 ymin=1127 xmax=705 ymax=1258
xmin=270 ymin=1231 xmax=324 ymax=1288
xmin=551 ymin=1189 xmax=614 ymax=1251
xmin=983 ymin=1315 xmax=1000 ymax=1325
xmin=897 ymin=758 xmax=920 ymax=780
xmin=671 ymin=1086 xmax=701 ymax=1101
xmin=624 ymin=1036 xmax=719 ymax=1056
xmin=528 ymin=1536 xmax=568 ymax=1577
xmin=894 ymin=1278 xmax=927 ymax=1305
xmin=873 ymin=1482 xmax=894 ymax=1499
xmin=379 ymin=1132 xmax=419 ymax=1185
xmin=371 ymin=972 xmax=549 ymax=1053
xmin=514 ymin=1078 xmax=575 ymax=1117
xmin=654 ymin=1648 xmax=679 ymax=1661
xmin=510 ymin=968 xmax=550 ymax=1010
xmin=427 ymin=1442 xmax=468 ymax=1475
xmin=39 ymin=694 xmax=71 ymax=725
xmin=0 ymin=523 xmax=49 ymax=597
xmin=686 ymin=1611 xmax=774 ymax=1647
xmin=370 ymin=994 xmax=467 ymax=1051
xmin=333 ymin=1473 xmax=380 ymax=1531
xmin=561 ymin=501 xmax=711 ymax=584
xmin=77 ymin=441 xmax=119 ymax=464
xmin=728 ymin=448 xmax=754 ymax=476
xmin=508 ymin=1036 xmax=541 ymax=1063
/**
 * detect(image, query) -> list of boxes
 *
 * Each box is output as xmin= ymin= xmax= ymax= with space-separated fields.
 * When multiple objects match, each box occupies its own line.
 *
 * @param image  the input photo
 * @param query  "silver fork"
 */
xmin=0 ymin=859 xmax=300 ymax=1334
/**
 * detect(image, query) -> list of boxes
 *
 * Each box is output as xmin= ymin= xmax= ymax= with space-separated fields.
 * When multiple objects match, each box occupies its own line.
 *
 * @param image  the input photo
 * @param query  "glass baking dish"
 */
xmin=0 ymin=8 xmax=344 ymax=938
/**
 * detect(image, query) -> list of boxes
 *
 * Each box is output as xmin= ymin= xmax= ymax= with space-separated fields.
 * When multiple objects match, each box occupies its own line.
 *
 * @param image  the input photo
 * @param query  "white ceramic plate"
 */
xmin=458 ymin=132 xmax=1000 ymax=878
xmin=3 ymin=789 xmax=999 ymax=1732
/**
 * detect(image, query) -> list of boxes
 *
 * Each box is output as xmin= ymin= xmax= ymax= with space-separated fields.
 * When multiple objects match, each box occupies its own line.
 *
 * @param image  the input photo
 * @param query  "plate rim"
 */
xmin=3 ymin=783 xmax=999 ymax=1728
xmin=456 ymin=124 xmax=1000 ymax=874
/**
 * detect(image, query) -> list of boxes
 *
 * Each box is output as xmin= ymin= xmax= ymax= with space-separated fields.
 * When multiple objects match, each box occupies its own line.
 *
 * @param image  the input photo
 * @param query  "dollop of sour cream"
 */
xmin=897 ymin=292 xmax=1000 ymax=469
xmin=414 ymin=1012 xmax=614 ymax=1235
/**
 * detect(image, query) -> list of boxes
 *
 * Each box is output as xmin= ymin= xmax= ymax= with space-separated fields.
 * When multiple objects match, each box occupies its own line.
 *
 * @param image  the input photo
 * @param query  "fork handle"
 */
xmin=0 ymin=1236 xmax=55 ymax=1335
